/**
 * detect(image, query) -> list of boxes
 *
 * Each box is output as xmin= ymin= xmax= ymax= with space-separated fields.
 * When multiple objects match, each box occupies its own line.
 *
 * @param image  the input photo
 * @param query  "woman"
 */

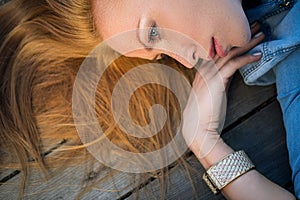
xmin=0 ymin=0 xmax=299 ymax=199
xmin=92 ymin=0 xmax=299 ymax=199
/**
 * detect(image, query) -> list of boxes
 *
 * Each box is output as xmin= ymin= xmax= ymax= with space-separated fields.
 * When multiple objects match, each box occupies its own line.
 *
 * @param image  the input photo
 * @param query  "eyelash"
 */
xmin=148 ymin=23 xmax=160 ymax=44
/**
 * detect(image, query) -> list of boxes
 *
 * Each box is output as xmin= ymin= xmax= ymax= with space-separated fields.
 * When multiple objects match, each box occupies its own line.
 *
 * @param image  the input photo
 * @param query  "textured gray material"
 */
xmin=205 ymin=150 xmax=255 ymax=190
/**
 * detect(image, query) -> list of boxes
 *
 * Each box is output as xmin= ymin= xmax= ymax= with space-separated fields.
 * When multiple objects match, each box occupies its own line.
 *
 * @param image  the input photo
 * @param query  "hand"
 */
xmin=182 ymin=23 xmax=265 ymax=159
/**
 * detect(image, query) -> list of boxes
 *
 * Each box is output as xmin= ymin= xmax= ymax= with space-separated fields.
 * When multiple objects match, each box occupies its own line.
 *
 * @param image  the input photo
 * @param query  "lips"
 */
xmin=209 ymin=39 xmax=216 ymax=59
xmin=208 ymin=37 xmax=227 ymax=59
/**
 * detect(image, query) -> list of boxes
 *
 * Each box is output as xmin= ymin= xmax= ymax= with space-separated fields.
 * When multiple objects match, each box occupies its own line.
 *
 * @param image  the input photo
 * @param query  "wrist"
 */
xmin=196 ymin=138 xmax=234 ymax=170
xmin=202 ymin=150 xmax=255 ymax=195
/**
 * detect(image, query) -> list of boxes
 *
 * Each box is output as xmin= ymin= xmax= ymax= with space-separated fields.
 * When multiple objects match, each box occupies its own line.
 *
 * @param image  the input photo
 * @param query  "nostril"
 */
xmin=192 ymin=51 xmax=197 ymax=60
xmin=190 ymin=44 xmax=199 ymax=62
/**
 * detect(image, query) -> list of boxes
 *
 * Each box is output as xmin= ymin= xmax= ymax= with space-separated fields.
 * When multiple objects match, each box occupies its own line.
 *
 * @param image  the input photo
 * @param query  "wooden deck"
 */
xmin=0 ymin=0 xmax=294 ymax=198
xmin=0 ymin=72 xmax=293 ymax=200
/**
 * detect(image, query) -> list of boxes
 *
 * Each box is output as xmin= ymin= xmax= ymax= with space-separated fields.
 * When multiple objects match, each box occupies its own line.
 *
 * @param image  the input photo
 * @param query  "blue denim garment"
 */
xmin=274 ymin=48 xmax=300 ymax=199
xmin=242 ymin=0 xmax=300 ymax=198
xmin=240 ymin=0 xmax=300 ymax=86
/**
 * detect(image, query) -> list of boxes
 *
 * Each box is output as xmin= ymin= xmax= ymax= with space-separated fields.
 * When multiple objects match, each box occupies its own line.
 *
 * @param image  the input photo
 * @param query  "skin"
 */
xmin=92 ymin=0 xmax=251 ymax=67
xmin=92 ymin=0 xmax=296 ymax=199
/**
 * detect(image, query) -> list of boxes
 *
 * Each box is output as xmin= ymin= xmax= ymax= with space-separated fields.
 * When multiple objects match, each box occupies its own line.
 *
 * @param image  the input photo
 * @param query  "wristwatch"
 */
xmin=202 ymin=150 xmax=255 ymax=194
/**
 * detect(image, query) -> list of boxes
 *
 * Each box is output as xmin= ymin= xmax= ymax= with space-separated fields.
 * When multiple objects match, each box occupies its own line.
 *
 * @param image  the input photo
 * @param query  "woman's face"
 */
xmin=92 ymin=0 xmax=251 ymax=68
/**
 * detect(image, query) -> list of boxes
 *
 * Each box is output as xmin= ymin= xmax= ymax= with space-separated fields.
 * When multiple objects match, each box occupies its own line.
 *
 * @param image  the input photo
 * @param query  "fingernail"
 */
xmin=254 ymin=32 xmax=264 ymax=38
xmin=250 ymin=21 xmax=258 ymax=28
xmin=253 ymin=52 xmax=262 ymax=56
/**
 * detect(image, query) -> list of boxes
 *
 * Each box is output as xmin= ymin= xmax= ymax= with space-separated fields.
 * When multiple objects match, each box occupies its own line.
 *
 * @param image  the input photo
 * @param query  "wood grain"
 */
xmin=126 ymin=101 xmax=291 ymax=200
xmin=0 ymin=74 xmax=285 ymax=200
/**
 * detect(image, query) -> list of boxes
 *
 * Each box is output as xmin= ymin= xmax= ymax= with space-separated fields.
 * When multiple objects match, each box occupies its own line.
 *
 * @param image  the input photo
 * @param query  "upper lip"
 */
xmin=208 ymin=37 xmax=228 ymax=59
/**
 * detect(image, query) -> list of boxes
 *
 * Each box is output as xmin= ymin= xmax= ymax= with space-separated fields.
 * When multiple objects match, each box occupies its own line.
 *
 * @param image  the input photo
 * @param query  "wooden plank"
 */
xmin=0 ymin=74 xmax=277 ymax=199
xmin=223 ymin=105 xmax=291 ymax=186
xmin=0 ymin=158 xmax=144 ymax=199
xmin=224 ymin=73 xmax=276 ymax=126
xmin=0 ymin=139 xmax=67 ymax=181
xmin=126 ymin=101 xmax=291 ymax=200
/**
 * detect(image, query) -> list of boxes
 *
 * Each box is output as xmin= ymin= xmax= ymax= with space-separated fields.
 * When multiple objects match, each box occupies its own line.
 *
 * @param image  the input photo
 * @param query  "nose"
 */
xmin=166 ymin=45 xmax=199 ymax=68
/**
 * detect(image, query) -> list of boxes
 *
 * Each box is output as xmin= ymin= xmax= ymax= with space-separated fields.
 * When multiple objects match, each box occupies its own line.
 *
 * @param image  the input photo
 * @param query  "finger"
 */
xmin=231 ymin=31 xmax=265 ymax=57
xmin=213 ymin=21 xmax=260 ymax=66
xmin=216 ymin=31 xmax=264 ymax=68
xmin=215 ymin=22 xmax=260 ymax=66
xmin=193 ymin=71 xmax=201 ymax=86
xmin=250 ymin=21 xmax=261 ymax=36
xmin=196 ymin=60 xmax=218 ymax=80
xmin=220 ymin=53 xmax=262 ymax=81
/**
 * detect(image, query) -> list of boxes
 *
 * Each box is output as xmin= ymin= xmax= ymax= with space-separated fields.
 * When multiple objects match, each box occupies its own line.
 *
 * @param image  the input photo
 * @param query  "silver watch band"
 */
xmin=202 ymin=150 xmax=255 ymax=194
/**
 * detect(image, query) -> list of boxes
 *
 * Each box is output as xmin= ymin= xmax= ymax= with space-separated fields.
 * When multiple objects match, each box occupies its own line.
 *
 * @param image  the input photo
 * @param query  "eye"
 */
xmin=148 ymin=23 xmax=160 ymax=44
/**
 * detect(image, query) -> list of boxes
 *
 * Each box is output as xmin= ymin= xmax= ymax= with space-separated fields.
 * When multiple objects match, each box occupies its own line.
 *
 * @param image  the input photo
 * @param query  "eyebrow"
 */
xmin=136 ymin=18 xmax=153 ymax=52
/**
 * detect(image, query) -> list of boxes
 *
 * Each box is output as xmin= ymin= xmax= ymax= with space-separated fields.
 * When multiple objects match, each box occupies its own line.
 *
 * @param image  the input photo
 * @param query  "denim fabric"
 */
xmin=274 ymin=48 xmax=300 ymax=198
xmin=240 ymin=0 xmax=300 ymax=86
xmin=241 ymin=0 xmax=300 ymax=197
